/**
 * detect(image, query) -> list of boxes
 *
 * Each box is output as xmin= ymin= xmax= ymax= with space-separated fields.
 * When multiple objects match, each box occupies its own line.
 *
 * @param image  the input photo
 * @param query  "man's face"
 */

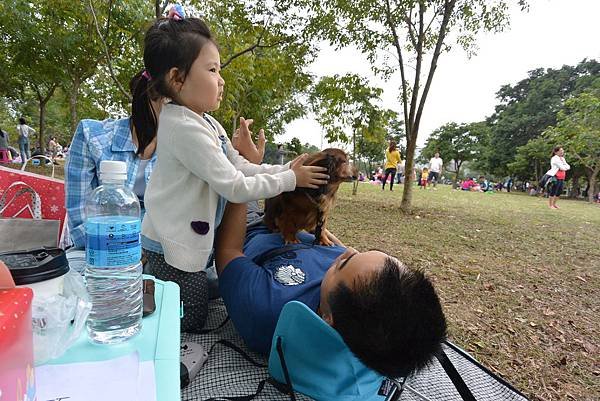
xmin=319 ymin=247 xmax=393 ymax=324
xmin=434 ymin=152 xmax=439 ymax=158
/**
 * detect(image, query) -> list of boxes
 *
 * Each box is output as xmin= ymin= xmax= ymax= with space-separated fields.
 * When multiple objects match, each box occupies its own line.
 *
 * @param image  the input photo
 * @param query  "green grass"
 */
xmin=328 ymin=183 xmax=600 ymax=401
xmin=4 ymin=163 xmax=597 ymax=400
xmin=1 ymin=159 xmax=65 ymax=180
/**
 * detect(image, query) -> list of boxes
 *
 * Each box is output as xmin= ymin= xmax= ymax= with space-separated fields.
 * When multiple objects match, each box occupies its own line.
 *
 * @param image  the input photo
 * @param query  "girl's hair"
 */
xmin=388 ymin=140 xmax=397 ymax=152
xmin=551 ymin=146 xmax=563 ymax=156
xmin=19 ymin=117 xmax=26 ymax=125
xmin=130 ymin=16 xmax=215 ymax=156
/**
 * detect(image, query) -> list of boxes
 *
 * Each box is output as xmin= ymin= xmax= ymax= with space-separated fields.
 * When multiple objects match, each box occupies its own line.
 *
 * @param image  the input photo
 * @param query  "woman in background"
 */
xmin=382 ymin=140 xmax=401 ymax=191
xmin=546 ymin=146 xmax=570 ymax=209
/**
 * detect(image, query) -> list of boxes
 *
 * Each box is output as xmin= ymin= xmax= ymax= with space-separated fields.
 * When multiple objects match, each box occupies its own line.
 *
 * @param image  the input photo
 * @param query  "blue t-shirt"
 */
xmin=219 ymin=224 xmax=345 ymax=355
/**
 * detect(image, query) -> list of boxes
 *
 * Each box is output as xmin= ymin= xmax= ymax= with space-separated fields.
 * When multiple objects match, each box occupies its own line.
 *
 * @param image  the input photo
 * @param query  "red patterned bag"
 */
xmin=0 ymin=158 xmax=66 ymax=235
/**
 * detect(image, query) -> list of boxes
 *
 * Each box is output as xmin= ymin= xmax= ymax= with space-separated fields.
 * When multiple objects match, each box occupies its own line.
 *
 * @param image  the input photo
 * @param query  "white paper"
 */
xmin=138 ymin=361 xmax=157 ymax=401
xmin=36 ymin=353 xmax=156 ymax=401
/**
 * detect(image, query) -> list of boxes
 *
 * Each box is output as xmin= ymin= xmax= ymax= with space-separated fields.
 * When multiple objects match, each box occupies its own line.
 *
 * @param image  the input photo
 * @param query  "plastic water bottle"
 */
xmin=84 ymin=160 xmax=143 ymax=344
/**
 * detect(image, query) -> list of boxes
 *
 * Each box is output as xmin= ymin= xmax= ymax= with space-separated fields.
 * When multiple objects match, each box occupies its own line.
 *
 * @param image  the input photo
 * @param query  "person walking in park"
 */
xmin=382 ymin=140 xmax=401 ymax=191
xmin=17 ymin=117 xmax=35 ymax=163
xmin=396 ymin=159 xmax=405 ymax=184
xmin=275 ymin=144 xmax=288 ymax=165
xmin=428 ymin=152 xmax=443 ymax=189
xmin=48 ymin=136 xmax=58 ymax=162
xmin=0 ymin=127 xmax=10 ymax=163
xmin=420 ymin=168 xmax=429 ymax=189
xmin=546 ymin=146 xmax=570 ymax=209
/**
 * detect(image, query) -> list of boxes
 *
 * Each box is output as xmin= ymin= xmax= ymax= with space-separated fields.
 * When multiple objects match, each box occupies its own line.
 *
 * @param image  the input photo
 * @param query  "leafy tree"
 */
xmin=420 ymin=122 xmax=484 ymax=186
xmin=302 ymin=142 xmax=320 ymax=154
xmin=544 ymin=89 xmax=600 ymax=202
xmin=295 ymin=0 xmax=526 ymax=211
xmin=482 ymin=59 xmax=600 ymax=176
xmin=507 ymin=136 xmax=552 ymax=183
xmin=0 ymin=0 xmax=69 ymax=151
xmin=310 ymin=74 xmax=396 ymax=193
xmin=287 ymin=137 xmax=303 ymax=156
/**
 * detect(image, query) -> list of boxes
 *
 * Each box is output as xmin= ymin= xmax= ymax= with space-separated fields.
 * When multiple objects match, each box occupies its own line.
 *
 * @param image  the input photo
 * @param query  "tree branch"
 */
xmin=220 ymin=39 xmax=287 ymax=69
xmin=403 ymin=6 xmax=418 ymax=49
xmin=89 ymin=0 xmax=132 ymax=101
xmin=413 ymin=0 xmax=456 ymax=134
xmin=407 ymin=1 xmax=425 ymax=139
xmin=384 ymin=0 xmax=410 ymax=138
xmin=155 ymin=0 xmax=169 ymax=19
xmin=220 ymin=15 xmax=289 ymax=70
xmin=104 ymin=0 xmax=113 ymax=38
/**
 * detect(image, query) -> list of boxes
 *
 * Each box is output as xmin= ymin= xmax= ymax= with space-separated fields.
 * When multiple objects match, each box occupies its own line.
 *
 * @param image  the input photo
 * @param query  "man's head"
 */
xmin=319 ymin=248 xmax=447 ymax=378
xmin=434 ymin=152 xmax=440 ymax=158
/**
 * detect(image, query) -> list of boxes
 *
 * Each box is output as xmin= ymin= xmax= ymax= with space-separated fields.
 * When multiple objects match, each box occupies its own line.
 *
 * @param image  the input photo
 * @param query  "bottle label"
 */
xmin=85 ymin=218 xmax=141 ymax=267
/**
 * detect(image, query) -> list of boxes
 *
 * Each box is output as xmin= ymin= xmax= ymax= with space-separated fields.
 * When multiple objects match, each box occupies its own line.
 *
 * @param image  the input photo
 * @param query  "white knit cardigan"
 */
xmin=142 ymin=103 xmax=295 ymax=272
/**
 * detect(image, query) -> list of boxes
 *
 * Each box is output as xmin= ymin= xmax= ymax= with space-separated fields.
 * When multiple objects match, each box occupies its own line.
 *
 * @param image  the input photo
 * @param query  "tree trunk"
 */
xmin=454 ymin=166 xmax=461 ymax=189
xmin=38 ymin=101 xmax=46 ymax=152
xmin=400 ymin=133 xmax=417 ymax=212
xmin=588 ymin=168 xmax=599 ymax=203
xmin=352 ymin=128 xmax=358 ymax=195
xmin=569 ymin=171 xmax=580 ymax=199
xmin=35 ymin=84 xmax=57 ymax=153
xmin=69 ymin=77 xmax=81 ymax=135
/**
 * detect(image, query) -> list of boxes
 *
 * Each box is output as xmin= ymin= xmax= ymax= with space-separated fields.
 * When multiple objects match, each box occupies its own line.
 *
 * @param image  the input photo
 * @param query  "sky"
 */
xmin=277 ymin=0 xmax=600 ymax=149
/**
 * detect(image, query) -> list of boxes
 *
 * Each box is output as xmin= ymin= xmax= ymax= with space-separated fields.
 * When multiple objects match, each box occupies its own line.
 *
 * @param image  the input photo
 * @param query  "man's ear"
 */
xmin=167 ymin=67 xmax=184 ymax=92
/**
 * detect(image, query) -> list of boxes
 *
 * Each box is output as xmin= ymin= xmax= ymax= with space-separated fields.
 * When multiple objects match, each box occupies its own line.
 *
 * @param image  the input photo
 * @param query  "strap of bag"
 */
xmin=202 ymin=340 xmax=273 ymax=401
xmin=435 ymin=351 xmax=477 ymax=401
xmin=0 ymin=181 xmax=42 ymax=219
xmin=197 ymin=316 xmax=230 ymax=334
xmin=275 ymin=337 xmax=296 ymax=401
xmin=21 ymin=155 xmax=55 ymax=178
xmin=252 ymin=243 xmax=312 ymax=266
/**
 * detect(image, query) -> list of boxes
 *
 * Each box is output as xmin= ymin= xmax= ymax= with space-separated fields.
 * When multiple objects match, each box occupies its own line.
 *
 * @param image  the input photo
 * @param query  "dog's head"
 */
xmin=305 ymin=148 xmax=355 ymax=185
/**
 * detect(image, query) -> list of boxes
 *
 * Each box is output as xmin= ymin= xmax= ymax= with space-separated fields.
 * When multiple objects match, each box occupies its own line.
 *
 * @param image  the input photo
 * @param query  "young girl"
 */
xmin=420 ymin=168 xmax=429 ymax=189
xmin=137 ymin=10 xmax=327 ymax=332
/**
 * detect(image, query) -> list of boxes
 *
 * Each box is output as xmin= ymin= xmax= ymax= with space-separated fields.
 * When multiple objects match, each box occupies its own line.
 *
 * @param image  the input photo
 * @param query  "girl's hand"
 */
xmin=290 ymin=154 xmax=329 ymax=189
xmin=232 ymin=117 xmax=265 ymax=164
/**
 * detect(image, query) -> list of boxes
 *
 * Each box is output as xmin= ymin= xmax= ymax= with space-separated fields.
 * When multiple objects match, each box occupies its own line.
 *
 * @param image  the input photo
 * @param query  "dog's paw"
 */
xmin=284 ymin=237 xmax=301 ymax=245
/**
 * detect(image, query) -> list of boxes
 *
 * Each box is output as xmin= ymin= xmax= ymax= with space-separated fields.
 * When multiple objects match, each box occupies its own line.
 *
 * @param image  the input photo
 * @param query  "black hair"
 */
xmin=19 ymin=117 xmax=26 ymax=125
xmin=329 ymin=258 xmax=447 ymax=378
xmin=130 ymin=16 xmax=215 ymax=156
xmin=551 ymin=146 xmax=563 ymax=156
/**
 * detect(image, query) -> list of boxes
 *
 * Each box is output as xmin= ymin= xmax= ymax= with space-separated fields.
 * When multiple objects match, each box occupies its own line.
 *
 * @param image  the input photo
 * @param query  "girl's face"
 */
xmin=172 ymin=41 xmax=224 ymax=115
xmin=557 ymin=148 xmax=564 ymax=157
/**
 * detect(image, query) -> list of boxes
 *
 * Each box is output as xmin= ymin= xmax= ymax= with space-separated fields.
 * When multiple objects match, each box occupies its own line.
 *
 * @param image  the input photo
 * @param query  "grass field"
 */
xmin=329 ymin=183 xmax=599 ymax=401
xmin=4 ymin=161 xmax=598 ymax=400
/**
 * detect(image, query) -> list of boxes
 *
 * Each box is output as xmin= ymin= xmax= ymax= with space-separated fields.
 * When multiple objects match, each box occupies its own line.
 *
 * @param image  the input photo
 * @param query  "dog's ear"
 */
xmin=304 ymin=151 xmax=327 ymax=167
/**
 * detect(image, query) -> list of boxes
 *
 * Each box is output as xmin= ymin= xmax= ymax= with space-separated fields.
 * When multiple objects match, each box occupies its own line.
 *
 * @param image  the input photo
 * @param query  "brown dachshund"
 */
xmin=264 ymin=148 xmax=355 ymax=245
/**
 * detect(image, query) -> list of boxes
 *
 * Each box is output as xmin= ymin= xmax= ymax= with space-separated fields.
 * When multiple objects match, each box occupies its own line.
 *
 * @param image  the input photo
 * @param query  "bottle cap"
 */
xmin=100 ymin=160 xmax=127 ymax=181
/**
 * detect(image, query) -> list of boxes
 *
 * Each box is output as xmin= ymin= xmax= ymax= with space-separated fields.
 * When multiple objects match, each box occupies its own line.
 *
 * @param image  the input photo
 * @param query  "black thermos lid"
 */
xmin=0 ymin=247 xmax=70 ymax=286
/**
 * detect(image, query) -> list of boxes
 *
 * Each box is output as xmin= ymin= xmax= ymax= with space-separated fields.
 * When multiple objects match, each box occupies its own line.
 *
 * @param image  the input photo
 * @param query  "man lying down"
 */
xmin=215 ymin=202 xmax=447 ymax=379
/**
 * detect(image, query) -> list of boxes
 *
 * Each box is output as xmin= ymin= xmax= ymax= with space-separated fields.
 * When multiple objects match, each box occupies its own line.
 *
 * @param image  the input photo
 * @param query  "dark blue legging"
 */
xmin=549 ymin=179 xmax=564 ymax=197
xmin=382 ymin=168 xmax=396 ymax=190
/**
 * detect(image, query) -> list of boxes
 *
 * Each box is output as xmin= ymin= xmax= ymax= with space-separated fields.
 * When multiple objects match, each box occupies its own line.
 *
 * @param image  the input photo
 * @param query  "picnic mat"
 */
xmin=182 ymin=299 xmax=529 ymax=401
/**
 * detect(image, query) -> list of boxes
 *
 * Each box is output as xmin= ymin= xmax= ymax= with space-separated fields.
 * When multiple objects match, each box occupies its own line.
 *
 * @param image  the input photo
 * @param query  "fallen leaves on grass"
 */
xmin=329 ymin=184 xmax=600 ymax=401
